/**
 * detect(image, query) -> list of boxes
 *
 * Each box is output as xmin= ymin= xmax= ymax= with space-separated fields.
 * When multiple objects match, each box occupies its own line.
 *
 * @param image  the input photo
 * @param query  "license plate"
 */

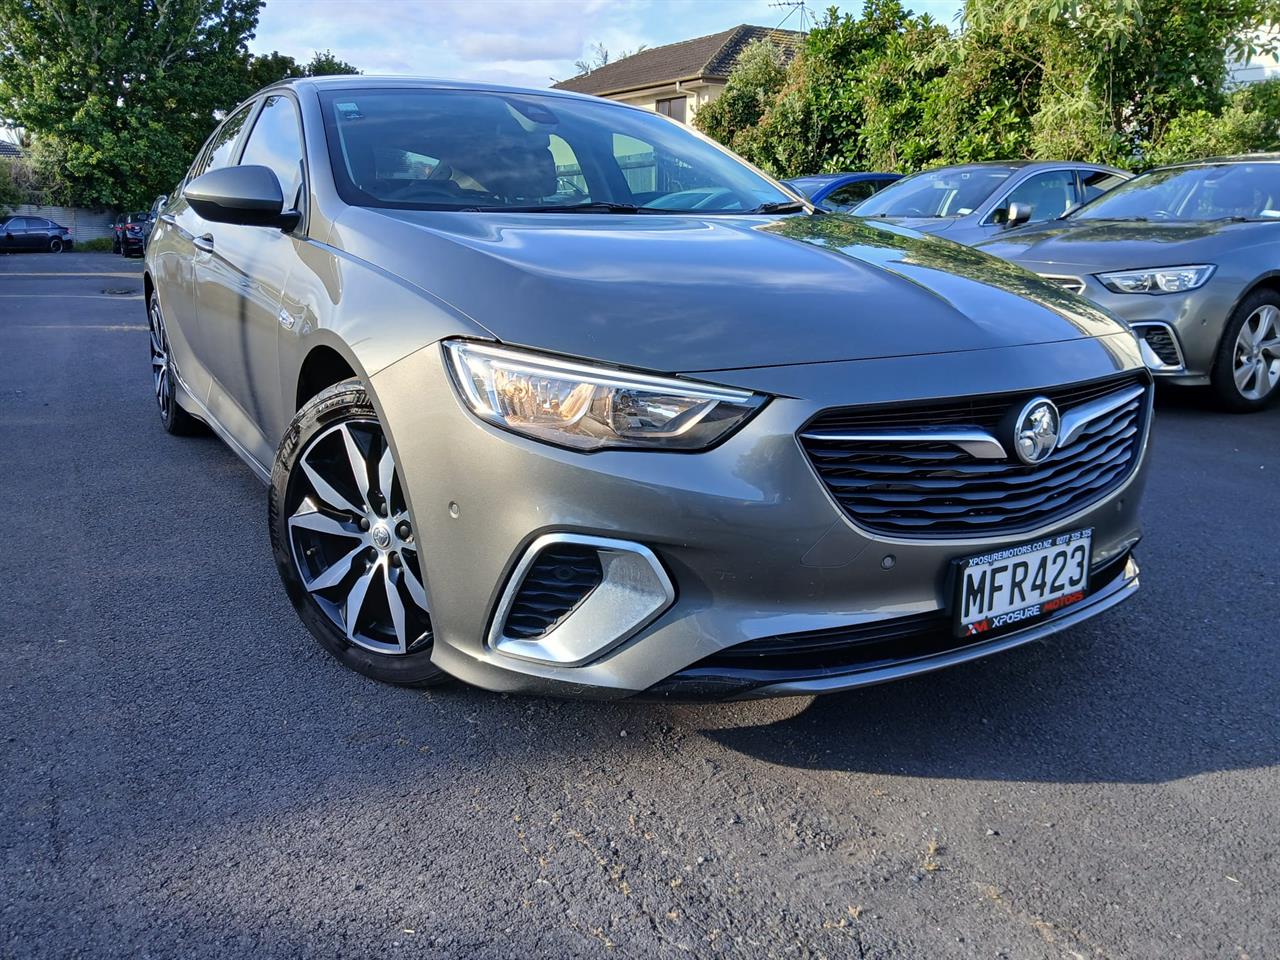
xmin=954 ymin=529 xmax=1092 ymax=638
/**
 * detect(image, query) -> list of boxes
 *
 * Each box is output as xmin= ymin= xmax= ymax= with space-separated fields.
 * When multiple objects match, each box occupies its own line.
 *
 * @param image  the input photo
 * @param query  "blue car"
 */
xmin=783 ymin=172 xmax=902 ymax=212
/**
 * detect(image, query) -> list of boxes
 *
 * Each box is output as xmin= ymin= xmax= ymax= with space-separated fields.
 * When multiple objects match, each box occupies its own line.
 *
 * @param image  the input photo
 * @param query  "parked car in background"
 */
xmin=978 ymin=156 xmax=1280 ymax=410
xmin=0 ymin=215 xmax=72 ymax=252
xmin=144 ymin=77 xmax=1149 ymax=700
xmin=143 ymin=195 xmax=168 ymax=251
xmin=783 ymin=172 xmax=901 ymax=212
xmin=113 ymin=211 xmax=152 ymax=257
xmin=853 ymin=161 xmax=1130 ymax=246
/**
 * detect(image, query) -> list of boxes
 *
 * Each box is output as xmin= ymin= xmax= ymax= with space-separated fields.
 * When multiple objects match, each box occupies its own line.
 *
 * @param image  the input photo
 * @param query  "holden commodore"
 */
xmin=144 ymin=77 xmax=1150 ymax=699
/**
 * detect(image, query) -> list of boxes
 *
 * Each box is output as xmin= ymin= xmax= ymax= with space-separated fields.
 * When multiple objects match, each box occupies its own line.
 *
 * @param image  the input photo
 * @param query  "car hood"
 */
xmin=333 ymin=208 xmax=1125 ymax=374
xmin=975 ymin=217 xmax=1262 ymax=270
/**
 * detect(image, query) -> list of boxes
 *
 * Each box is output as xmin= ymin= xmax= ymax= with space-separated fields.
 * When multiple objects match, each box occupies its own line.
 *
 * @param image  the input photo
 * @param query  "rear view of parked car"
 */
xmin=144 ymin=77 xmax=1150 ymax=701
xmin=0 ymin=215 xmax=72 ymax=252
xmin=978 ymin=156 xmax=1280 ymax=410
xmin=113 ymin=211 xmax=152 ymax=257
xmin=853 ymin=161 xmax=1130 ymax=245
xmin=783 ymin=172 xmax=901 ymax=212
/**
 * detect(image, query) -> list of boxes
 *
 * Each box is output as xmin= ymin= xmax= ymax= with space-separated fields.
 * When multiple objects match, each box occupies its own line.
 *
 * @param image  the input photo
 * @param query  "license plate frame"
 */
xmin=953 ymin=529 xmax=1093 ymax=639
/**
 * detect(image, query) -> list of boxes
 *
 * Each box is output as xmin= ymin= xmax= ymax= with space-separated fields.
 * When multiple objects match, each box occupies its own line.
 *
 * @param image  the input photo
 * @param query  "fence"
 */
xmin=12 ymin=204 xmax=114 ymax=242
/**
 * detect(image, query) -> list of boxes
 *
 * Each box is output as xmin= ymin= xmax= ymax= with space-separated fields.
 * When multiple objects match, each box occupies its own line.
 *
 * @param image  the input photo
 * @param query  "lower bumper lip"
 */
xmin=647 ymin=555 xmax=1139 ymax=701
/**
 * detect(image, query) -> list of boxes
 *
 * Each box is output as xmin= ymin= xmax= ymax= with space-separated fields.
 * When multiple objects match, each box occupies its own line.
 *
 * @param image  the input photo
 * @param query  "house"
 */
xmin=552 ymin=24 xmax=803 ymax=124
xmin=0 ymin=140 xmax=24 ymax=159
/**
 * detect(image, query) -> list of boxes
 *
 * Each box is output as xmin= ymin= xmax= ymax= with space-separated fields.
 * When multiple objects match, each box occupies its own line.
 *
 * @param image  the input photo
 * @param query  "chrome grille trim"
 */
xmin=800 ymin=374 xmax=1150 ymax=538
xmin=1039 ymin=274 xmax=1086 ymax=294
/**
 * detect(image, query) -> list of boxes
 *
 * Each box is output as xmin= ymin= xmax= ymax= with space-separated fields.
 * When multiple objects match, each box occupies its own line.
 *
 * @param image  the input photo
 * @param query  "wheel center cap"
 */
xmin=371 ymin=523 xmax=392 ymax=550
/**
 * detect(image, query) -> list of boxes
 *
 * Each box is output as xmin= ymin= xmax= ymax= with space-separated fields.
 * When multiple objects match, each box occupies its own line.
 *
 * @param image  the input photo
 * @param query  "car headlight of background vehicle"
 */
xmin=1096 ymin=264 xmax=1215 ymax=294
xmin=444 ymin=340 xmax=766 ymax=451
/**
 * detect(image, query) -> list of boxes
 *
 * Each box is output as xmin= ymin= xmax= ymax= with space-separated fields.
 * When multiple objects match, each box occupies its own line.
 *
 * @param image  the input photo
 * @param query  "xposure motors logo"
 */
xmin=1012 ymin=397 xmax=1060 ymax=464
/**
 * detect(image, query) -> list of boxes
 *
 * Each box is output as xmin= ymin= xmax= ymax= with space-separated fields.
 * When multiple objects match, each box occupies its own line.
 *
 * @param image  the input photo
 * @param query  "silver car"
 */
xmin=144 ymin=77 xmax=1150 ymax=699
xmin=978 ymin=156 xmax=1280 ymax=410
xmin=853 ymin=160 xmax=1131 ymax=246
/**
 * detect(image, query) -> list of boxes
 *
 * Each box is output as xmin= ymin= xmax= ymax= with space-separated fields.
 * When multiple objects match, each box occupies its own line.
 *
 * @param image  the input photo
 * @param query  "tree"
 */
xmin=698 ymin=0 xmax=1280 ymax=176
xmin=304 ymin=49 xmax=359 ymax=76
xmin=0 ymin=0 xmax=263 ymax=210
xmin=572 ymin=42 xmax=647 ymax=77
xmin=694 ymin=40 xmax=788 ymax=152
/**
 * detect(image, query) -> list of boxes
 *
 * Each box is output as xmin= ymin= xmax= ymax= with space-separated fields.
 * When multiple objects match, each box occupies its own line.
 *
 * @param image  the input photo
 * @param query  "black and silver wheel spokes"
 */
xmin=148 ymin=301 xmax=171 ymax=419
xmin=287 ymin=420 xmax=430 ymax=655
xmin=1234 ymin=304 xmax=1280 ymax=401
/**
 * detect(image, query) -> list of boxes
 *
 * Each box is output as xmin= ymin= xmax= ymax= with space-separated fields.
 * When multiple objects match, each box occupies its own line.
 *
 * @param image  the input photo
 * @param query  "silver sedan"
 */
xmin=144 ymin=76 xmax=1150 ymax=699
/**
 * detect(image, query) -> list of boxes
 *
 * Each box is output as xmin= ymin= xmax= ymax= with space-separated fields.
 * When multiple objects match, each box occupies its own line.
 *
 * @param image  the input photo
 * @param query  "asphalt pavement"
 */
xmin=2 ymin=251 xmax=1278 ymax=959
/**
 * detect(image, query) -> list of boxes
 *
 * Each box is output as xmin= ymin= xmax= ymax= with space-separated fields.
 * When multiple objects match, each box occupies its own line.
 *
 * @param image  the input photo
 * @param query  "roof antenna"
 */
xmin=768 ymin=0 xmax=809 ymax=33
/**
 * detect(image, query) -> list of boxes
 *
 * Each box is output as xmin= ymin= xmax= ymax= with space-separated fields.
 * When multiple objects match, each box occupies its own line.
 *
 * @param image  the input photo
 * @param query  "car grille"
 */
xmin=502 ymin=543 xmax=603 ymax=640
xmin=800 ymin=373 xmax=1149 ymax=538
xmin=1039 ymin=274 xmax=1086 ymax=294
xmin=1136 ymin=325 xmax=1183 ymax=367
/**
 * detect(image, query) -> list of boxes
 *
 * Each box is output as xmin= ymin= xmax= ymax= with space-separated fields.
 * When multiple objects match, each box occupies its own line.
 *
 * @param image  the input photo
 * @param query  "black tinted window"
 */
xmin=239 ymin=95 xmax=305 ymax=208
xmin=1079 ymin=170 xmax=1127 ymax=203
xmin=318 ymin=88 xmax=789 ymax=213
xmin=824 ymin=181 xmax=879 ymax=211
xmin=198 ymin=103 xmax=253 ymax=177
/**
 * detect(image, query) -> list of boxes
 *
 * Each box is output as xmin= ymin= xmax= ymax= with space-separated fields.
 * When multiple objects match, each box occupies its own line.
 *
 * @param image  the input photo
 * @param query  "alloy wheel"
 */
xmin=148 ymin=298 xmax=172 ymax=420
xmin=49 ymin=237 xmax=63 ymax=253
xmin=1233 ymin=304 xmax=1280 ymax=401
xmin=286 ymin=420 xmax=431 ymax=655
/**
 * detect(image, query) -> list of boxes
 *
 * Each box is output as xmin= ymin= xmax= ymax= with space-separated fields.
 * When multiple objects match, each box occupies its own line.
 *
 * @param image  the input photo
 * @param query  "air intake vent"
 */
xmin=1136 ymin=325 xmax=1183 ymax=368
xmin=502 ymin=544 xmax=603 ymax=641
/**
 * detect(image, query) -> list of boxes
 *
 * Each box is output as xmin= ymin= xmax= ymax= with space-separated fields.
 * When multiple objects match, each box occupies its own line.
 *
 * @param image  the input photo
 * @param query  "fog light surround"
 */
xmin=489 ymin=534 xmax=675 ymax=666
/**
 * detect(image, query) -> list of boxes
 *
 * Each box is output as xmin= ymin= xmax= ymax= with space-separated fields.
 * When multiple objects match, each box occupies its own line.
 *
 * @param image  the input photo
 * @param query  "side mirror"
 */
xmin=1005 ymin=202 xmax=1031 ymax=228
xmin=184 ymin=165 xmax=299 ymax=230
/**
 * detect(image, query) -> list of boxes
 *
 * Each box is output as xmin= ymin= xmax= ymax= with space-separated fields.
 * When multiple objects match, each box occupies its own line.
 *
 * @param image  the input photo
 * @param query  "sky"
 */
xmin=251 ymin=0 xmax=967 ymax=89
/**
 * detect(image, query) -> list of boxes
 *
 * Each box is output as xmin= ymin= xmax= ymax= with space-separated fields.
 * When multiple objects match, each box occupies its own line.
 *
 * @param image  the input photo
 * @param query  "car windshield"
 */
xmin=853 ymin=165 xmax=1015 ymax=218
xmin=1072 ymin=162 xmax=1280 ymax=221
xmin=318 ymin=87 xmax=794 ymax=214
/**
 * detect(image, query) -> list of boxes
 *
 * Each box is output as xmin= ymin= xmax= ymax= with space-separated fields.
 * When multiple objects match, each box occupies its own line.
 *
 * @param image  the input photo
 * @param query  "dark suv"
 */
xmin=1 ymin=215 xmax=73 ymax=252
xmin=113 ymin=211 xmax=151 ymax=257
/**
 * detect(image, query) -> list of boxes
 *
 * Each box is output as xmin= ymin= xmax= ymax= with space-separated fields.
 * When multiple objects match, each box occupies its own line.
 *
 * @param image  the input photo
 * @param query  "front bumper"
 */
xmin=1032 ymin=269 xmax=1242 ymax=385
xmin=370 ymin=334 xmax=1148 ymax=700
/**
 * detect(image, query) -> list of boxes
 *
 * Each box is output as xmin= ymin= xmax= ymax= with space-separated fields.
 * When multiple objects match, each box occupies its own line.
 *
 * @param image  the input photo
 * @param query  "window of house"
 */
xmin=656 ymin=97 xmax=687 ymax=123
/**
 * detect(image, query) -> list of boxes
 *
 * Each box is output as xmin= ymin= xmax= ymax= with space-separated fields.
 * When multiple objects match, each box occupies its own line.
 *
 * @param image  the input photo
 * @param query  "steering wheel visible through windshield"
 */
xmin=318 ymin=88 xmax=795 ymax=214
xmin=1070 ymin=162 xmax=1280 ymax=221
xmin=853 ymin=166 xmax=1015 ymax=218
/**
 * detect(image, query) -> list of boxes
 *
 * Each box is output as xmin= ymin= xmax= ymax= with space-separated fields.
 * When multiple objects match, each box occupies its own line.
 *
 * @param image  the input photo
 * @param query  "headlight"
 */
xmin=444 ymin=341 xmax=766 ymax=451
xmin=1096 ymin=264 xmax=1215 ymax=294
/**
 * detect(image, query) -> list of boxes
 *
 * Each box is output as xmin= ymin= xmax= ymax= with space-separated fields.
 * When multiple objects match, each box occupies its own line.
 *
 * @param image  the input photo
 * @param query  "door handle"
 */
xmin=193 ymin=234 xmax=214 ymax=253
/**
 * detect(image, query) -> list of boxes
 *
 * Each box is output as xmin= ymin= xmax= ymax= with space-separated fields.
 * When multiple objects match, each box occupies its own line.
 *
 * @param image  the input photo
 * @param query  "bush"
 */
xmin=78 ymin=237 xmax=114 ymax=252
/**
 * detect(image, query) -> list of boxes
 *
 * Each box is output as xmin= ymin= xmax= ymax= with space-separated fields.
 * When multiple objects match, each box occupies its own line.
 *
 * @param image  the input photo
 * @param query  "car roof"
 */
xmin=1151 ymin=153 xmax=1280 ymax=171
xmin=786 ymin=172 xmax=898 ymax=185
xmin=255 ymin=74 xmax=616 ymax=108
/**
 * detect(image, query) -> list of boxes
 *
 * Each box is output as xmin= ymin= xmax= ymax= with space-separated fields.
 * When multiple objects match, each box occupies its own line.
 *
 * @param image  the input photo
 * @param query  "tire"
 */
xmin=49 ymin=237 xmax=63 ymax=253
xmin=1211 ymin=289 xmax=1280 ymax=411
xmin=269 ymin=378 xmax=444 ymax=687
xmin=147 ymin=291 xmax=202 ymax=435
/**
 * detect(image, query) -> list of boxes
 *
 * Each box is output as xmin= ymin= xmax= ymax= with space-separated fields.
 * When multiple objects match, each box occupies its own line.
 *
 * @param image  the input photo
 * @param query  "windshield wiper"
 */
xmin=749 ymin=200 xmax=808 ymax=214
xmin=460 ymin=201 xmax=663 ymax=214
